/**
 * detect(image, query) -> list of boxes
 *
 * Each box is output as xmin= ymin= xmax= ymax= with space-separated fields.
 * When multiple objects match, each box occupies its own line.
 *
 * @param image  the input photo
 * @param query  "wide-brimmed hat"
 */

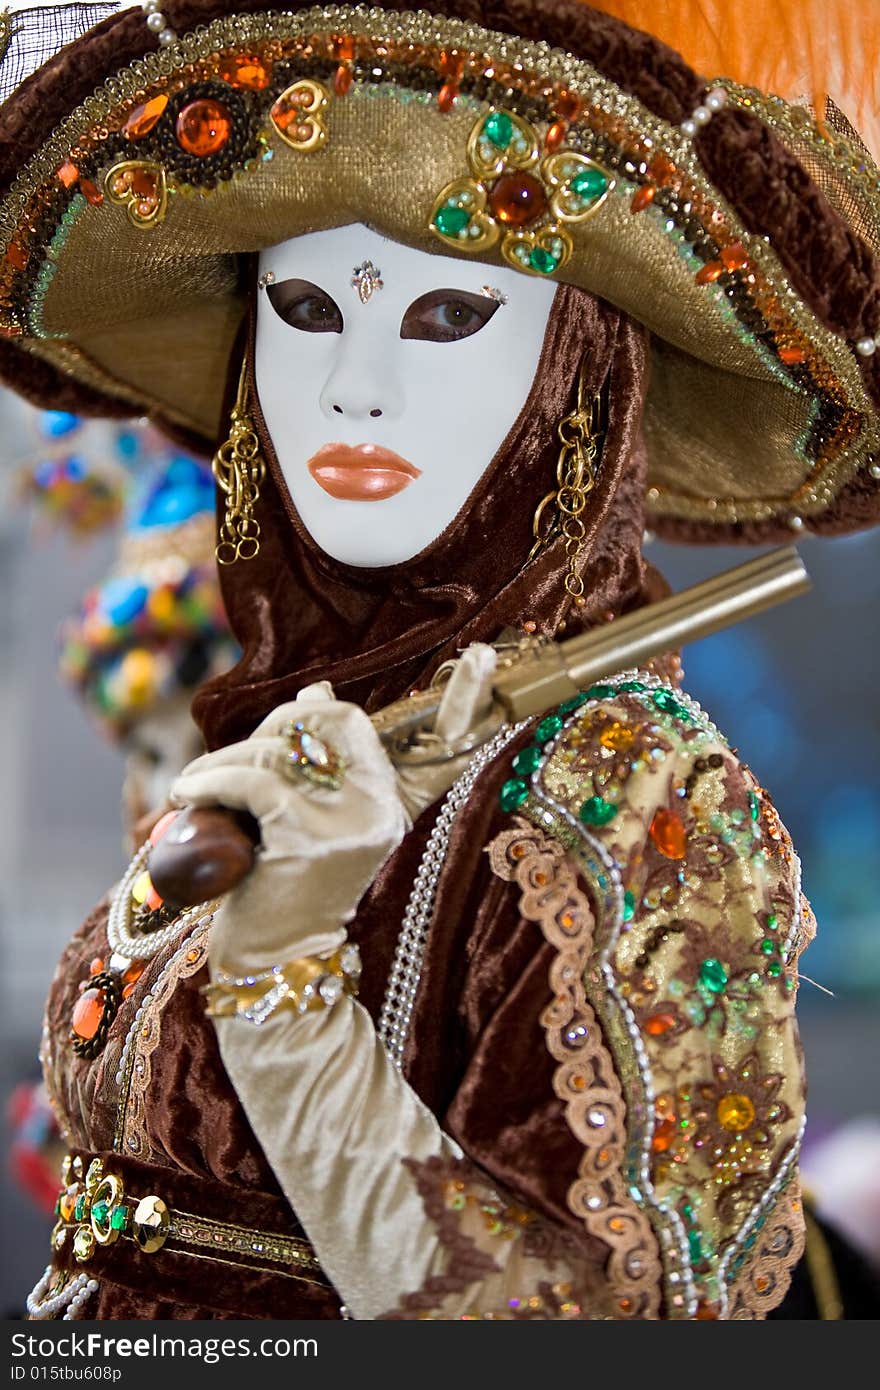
xmin=0 ymin=0 xmax=877 ymax=541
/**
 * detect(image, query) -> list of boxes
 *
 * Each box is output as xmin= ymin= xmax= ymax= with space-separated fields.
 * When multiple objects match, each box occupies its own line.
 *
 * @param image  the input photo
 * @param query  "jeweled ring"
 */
xmin=281 ymin=721 xmax=346 ymax=789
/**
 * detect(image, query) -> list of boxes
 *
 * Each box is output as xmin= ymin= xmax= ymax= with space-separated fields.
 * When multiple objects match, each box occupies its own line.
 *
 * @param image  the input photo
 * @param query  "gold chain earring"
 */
xmin=212 ymin=358 xmax=266 ymax=565
xmin=530 ymin=357 xmax=602 ymax=601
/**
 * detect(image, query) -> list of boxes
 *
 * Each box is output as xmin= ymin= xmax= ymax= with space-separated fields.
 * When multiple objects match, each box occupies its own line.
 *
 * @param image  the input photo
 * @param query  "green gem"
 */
xmin=529 ymin=246 xmax=558 ymax=275
xmin=699 ymin=958 xmax=728 ymax=994
xmin=587 ymin=683 xmax=617 ymax=700
xmin=512 ymin=745 xmax=543 ymax=777
xmin=579 ymin=796 xmax=618 ymax=827
xmin=499 ymin=778 xmax=529 ymax=813
xmin=617 ymin=681 xmax=647 ymax=693
xmin=760 ymin=939 xmax=776 ymax=956
xmin=110 ymin=1205 xmax=129 ymax=1232
xmin=55 ymin=1196 xmax=62 ymax=1216
xmin=535 ymin=714 xmax=564 ymax=744
xmin=570 ymin=165 xmax=608 ymax=202
xmin=558 ymin=692 xmax=589 ymax=715
xmin=744 ymin=1232 xmax=758 ymax=1250
xmin=91 ymin=1200 xmax=110 ymax=1225
xmin=623 ymin=890 xmax=636 ymax=922
xmin=434 ymin=203 xmax=471 ymax=237
xmin=73 ymin=1194 xmax=87 ymax=1222
xmin=767 ymin=913 xmax=778 ymax=931
xmin=483 ymin=111 xmax=513 ymax=148
xmin=688 ymin=1229 xmax=704 ymax=1264
xmin=749 ymin=791 xmax=760 ymax=821
xmin=768 ymin=961 xmax=783 ymax=978
xmin=652 ymin=690 xmax=689 ymax=719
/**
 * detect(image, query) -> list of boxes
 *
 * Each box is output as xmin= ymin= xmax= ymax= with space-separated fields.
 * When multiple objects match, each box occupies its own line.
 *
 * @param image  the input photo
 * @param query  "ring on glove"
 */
xmin=203 ymin=943 xmax=362 ymax=1026
xmin=281 ymin=720 xmax=346 ymax=790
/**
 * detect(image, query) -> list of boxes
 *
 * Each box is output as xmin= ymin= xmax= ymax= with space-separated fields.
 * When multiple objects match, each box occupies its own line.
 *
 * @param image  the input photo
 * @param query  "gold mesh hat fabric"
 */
xmin=0 ymin=1 xmax=878 ymax=541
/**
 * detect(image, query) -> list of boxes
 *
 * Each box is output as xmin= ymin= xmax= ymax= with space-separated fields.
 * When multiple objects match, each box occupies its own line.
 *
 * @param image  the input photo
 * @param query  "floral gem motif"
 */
xmin=270 ymin=79 xmax=330 ymax=152
xmin=283 ymin=720 xmax=347 ymax=790
xmin=104 ymin=161 xmax=168 ymax=229
xmin=430 ymin=109 xmax=614 ymax=277
xmin=691 ymin=1054 xmax=791 ymax=1176
xmin=51 ymin=1156 xmax=169 ymax=1262
xmin=351 ymin=260 xmax=384 ymax=303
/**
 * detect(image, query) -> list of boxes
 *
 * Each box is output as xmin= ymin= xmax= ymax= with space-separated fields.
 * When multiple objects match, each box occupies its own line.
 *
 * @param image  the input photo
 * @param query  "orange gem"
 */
xmin=644 ymin=1010 xmax=677 ymax=1037
xmin=4 ymin=244 xmax=28 ymax=272
xmin=695 ymin=260 xmax=724 ymax=285
xmin=333 ymin=64 xmax=353 ymax=96
xmin=130 ymin=168 xmax=158 ymax=198
xmin=720 ymin=241 xmax=748 ymax=272
xmin=122 ymin=983 xmax=136 ymax=1000
xmin=696 ymin=1299 xmax=718 ymax=1319
xmin=649 ymin=807 xmax=687 ymax=859
xmin=89 ymin=957 xmax=104 ymax=977
xmin=79 ymin=179 xmax=103 ymax=207
xmin=71 ymin=988 xmax=105 ymax=1041
xmin=149 ymin=809 xmax=179 ymax=846
xmin=778 ymin=344 xmax=806 ymax=365
xmin=122 ymin=961 xmax=145 ymax=986
xmin=123 ymin=94 xmax=169 ymax=140
xmin=571 ymin=1074 xmax=587 ymax=1090
xmin=58 ymin=1189 xmax=77 ymax=1222
xmin=630 ymin=184 xmax=656 ymax=213
xmin=754 ymin=1274 xmax=770 ymax=1293
xmin=488 ymin=171 xmax=547 ymax=227
xmin=57 ymin=161 xmax=80 ymax=189
xmin=175 ymin=99 xmax=232 ymax=157
xmin=545 ymin=120 xmax=567 ymax=152
xmin=652 ymin=1115 xmax=677 ymax=1153
xmin=219 ymin=55 xmax=270 ymax=90
xmin=648 ymin=153 xmax=675 ymax=184
xmin=333 ymin=35 xmax=355 ymax=62
xmin=600 ymin=722 xmax=634 ymax=753
xmin=270 ymin=90 xmax=310 ymax=132
xmin=438 ymin=80 xmax=459 ymax=112
xmin=555 ymin=89 xmax=581 ymax=121
xmin=145 ymin=883 xmax=164 ymax=912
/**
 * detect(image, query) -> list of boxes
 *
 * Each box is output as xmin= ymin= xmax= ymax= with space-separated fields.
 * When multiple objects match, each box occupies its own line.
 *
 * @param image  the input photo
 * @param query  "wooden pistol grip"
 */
xmin=148 ymin=806 xmax=259 ymax=909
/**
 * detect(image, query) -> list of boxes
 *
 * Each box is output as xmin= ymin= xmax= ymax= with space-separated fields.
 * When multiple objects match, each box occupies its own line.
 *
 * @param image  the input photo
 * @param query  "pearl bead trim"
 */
xmin=140 ymin=1 xmax=178 ymax=47
xmin=26 ymin=1266 xmax=99 ymax=1320
xmin=680 ymin=85 xmax=728 ymax=138
xmin=107 ymin=841 xmax=213 ymax=960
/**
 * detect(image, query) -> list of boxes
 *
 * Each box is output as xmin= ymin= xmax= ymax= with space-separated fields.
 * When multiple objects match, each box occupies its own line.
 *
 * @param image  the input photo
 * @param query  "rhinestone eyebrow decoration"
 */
xmin=351 ymin=261 xmax=384 ymax=303
xmin=481 ymin=285 xmax=508 ymax=304
xmin=258 ymin=270 xmax=276 ymax=290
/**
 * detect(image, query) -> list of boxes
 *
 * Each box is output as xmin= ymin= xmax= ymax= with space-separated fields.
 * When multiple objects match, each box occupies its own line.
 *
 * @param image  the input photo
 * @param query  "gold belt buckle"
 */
xmin=53 ymin=1155 xmax=169 ymax=1263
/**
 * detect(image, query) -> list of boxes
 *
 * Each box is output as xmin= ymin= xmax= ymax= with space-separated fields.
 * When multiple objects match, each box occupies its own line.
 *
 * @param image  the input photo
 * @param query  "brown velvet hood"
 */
xmin=194 ymin=283 xmax=653 ymax=749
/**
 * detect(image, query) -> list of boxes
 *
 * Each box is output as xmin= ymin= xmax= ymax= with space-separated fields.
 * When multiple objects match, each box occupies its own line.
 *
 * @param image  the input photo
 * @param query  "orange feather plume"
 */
xmin=579 ymin=0 xmax=879 ymax=158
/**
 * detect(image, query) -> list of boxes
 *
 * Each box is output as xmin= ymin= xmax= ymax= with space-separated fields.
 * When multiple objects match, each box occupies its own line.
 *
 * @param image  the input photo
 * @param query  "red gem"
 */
xmin=555 ymin=89 xmax=581 ymax=121
xmin=720 ymin=241 xmax=748 ymax=272
xmin=438 ymin=80 xmax=459 ymax=113
xmin=130 ymin=169 xmax=158 ymax=198
xmin=545 ymin=120 xmax=567 ymax=152
xmin=89 ymin=957 xmax=104 ymax=977
xmin=71 ymin=988 xmax=105 ymax=1042
xmin=219 ymin=55 xmax=270 ymax=90
xmin=630 ymin=184 xmax=656 ymax=213
xmin=79 ymin=179 xmax=103 ymax=207
xmin=56 ymin=161 xmax=80 ymax=189
xmin=333 ymin=64 xmax=353 ymax=96
xmin=332 ymin=35 xmax=355 ymax=63
xmin=695 ymin=260 xmax=724 ymax=285
xmin=652 ymin=1116 xmax=677 ymax=1153
xmin=487 ymin=172 xmax=548 ymax=227
xmin=649 ymin=808 xmax=687 ymax=860
xmin=644 ymin=1010 xmax=677 ymax=1037
xmin=778 ymin=344 xmax=806 ymax=365
xmin=4 ymin=244 xmax=28 ymax=272
xmin=175 ymin=99 xmax=232 ymax=157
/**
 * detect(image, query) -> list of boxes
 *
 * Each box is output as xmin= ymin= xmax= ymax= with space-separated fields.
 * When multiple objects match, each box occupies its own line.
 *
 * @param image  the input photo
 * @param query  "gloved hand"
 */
xmin=170 ymin=643 xmax=497 ymax=971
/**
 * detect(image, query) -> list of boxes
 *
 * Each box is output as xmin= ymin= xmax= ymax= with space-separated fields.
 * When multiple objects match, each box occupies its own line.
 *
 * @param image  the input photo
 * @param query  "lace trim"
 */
xmin=728 ymin=1181 xmax=806 ymax=1319
xmin=488 ymin=819 xmax=663 ymax=1319
xmin=114 ymin=915 xmax=214 ymax=1157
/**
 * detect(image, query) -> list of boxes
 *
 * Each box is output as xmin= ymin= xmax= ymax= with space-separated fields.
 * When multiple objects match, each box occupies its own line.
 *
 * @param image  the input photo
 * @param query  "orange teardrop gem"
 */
xmin=695 ymin=260 xmax=724 ymax=285
xmin=648 ymin=153 xmax=675 ymax=184
xmin=630 ymin=184 xmax=656 ymax=213
xmin=333 ymin=35 xmax=355 ymax=62
xmin=176 ymin=99 xmax=232 ymax=157
xmin=333 ymin=64 xmax=353 ymax=97
xmin=89 ymin=957 xmax=104 ymax=976
xmin=79 ymin=179 xmax=103 ymax=206
xmin=720 ymin=241 xmax=748 ymax=272
xmin=644 ymin=1010 xmax=677 ymax=1037
xmin=71 ymin=988 xmax=105 ymax=1041
xmin=219 ymin=55 xmax=270 ymax=90
xmin=545 ymin=120 xmax=567 ymax=152
xmin=649 ymin=808 xmax=687 ymax=859
xmin=778 ymin=344 xmax=806 ymax=365
xmin=122 ymin=961 xmax=145 ymax=986
xmin=123 ymin=94 xmax=169 ymax=140
xmin=555 ymin=89 xmax=581 ymax=121
xmin=652 ymin=1116 xmax=677 ymax=1153
xmin=438 ymin=80 xmax=458 ymax=113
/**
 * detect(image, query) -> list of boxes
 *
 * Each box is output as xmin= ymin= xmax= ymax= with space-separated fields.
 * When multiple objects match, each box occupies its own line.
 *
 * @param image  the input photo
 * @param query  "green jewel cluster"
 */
xmin=497 ymin=687 xmax=597 ymax=813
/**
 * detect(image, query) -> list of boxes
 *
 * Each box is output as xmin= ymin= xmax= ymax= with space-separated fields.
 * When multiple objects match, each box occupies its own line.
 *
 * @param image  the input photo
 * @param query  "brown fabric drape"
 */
xmin=195 ymin=284 xmax=652 ymax=748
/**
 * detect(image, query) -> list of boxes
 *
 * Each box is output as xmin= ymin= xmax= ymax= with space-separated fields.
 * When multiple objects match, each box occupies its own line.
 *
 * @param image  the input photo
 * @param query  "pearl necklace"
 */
xmin=107 ymin=842 xmax=214 ymax=962
xmin=26 ymin=1266 xmax=98 ymax=1320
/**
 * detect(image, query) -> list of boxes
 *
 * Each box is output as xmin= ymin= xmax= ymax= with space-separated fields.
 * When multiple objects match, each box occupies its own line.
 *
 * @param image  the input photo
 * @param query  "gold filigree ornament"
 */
xmin=51 ymin=1156 xmax=169 ymax=1263
xmin=104 ymin=160 xmax=168 ymax=229
xmin=270 ymin=79 xmax=330 ymax=152
xmin=430 ymin=110 xmax=615 ymax=277
xmin=212 ymin=359 xmax=266 ymax=565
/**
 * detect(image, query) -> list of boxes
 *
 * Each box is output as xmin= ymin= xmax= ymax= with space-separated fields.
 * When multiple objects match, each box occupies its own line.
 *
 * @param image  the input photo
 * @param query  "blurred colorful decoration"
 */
xmin=16 ymin=410 xmax=125 ymax=536
xmin=6 ymin=1081 xmax=64 ymax=1218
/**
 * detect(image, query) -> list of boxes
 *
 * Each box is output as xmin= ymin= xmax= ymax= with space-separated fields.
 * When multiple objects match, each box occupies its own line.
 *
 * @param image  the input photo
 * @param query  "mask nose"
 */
xmin=319 ymin=339 xmax=402 ymax=422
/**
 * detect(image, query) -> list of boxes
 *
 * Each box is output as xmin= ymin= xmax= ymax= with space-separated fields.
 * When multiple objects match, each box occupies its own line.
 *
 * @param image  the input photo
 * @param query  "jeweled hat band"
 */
xmin=0 ymin=2 xmax=877 ymax=541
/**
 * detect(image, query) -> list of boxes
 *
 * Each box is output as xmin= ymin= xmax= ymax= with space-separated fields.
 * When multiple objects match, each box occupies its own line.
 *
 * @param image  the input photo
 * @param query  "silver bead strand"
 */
xmin=140 ymin=0 xmax=178 ymax=47
xmin=378 ymin=722 xmax=527 ymax=1068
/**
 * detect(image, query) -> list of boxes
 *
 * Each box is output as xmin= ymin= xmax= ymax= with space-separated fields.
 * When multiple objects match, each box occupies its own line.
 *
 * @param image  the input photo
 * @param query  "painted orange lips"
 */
xmin=307 ymin=443 xmax=421 ymax=501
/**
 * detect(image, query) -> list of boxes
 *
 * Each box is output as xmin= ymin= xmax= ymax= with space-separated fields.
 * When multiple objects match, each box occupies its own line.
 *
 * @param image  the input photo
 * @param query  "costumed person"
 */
xmin=1 ymin=0 xmax=877 ymax=1321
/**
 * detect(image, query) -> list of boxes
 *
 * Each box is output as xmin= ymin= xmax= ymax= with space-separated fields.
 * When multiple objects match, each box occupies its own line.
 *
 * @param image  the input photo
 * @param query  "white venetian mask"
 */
xmin=254 ymin=224 xmax=555 ymax=567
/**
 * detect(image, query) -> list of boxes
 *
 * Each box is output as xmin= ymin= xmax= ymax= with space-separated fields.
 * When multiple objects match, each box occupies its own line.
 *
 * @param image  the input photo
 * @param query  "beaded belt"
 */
xmin=47 ymin=1151 xmax=337 ymax=1318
